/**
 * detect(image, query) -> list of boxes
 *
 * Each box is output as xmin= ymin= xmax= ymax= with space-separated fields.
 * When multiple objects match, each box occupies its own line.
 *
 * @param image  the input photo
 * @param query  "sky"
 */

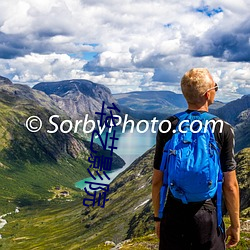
xmin=0 ymin=0 xmax=249 ymax=102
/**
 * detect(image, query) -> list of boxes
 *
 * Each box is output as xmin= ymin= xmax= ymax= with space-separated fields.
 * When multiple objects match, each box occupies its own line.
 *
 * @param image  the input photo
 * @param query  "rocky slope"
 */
xmin=234 ymin=108 xmax=250 ymax=152
xmin=0 ymin=147 xmax=248 ymax=249
xmin=235 ymin=148 xmax=250 ymax=214
xmin=33 ymin=79 xmax=120 ymax=121
xmin=78 ymin=146 xmax=250 ymax=248
xmin=213 ymin=94 xmax=250 ymax=126
xmin=0 ymin=77 xmax=124 ymax=213
xmin=0 ymin=76 xmax=12 ymax=85
xmin=0 ymin=82 xmax=87 ymax=161
xmin=214 ymin=94 xmax=250 ymax=152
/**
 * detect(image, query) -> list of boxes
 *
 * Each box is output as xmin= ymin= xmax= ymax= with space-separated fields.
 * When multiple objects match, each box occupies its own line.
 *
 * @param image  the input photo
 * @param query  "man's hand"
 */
xmin=155 ymin=221 xmax=161 ymax=239
xmin=223 ymin=171 xmax=240 ymax=248
xmin=225 ymin=225 xmax=240 ymax=248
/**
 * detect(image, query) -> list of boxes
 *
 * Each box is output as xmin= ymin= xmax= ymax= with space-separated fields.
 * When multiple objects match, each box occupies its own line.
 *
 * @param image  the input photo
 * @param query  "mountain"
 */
xmin=2 ymin=146 xmax=248 ymax=249
xmin=0 ymin=79 xmax=124 ymax=213
xmin=0 ymin=146 xmax=155 ymax=249
xmin=209 ymin=100 xmax=225 ymax=110
xmin=33 ymin=79 xmax=119 ymax=121
xmin=0 ymin=75 xmax=12 ymax=85
xmin=0 ymin=76 xmax=248 ymax=249
xmin=211 ymin=94 xmax=250 ymax=152
xmin=80 ymin=145 xmax=250 ymax=248
xmin=32 ymin=81 xmax=227 ymax=123
xmin=234 ymin=108 xmax=250 ymax=152
xmin=235 ymin=148 xmax=250 ymax=214
xmin=0 ymin=82 xmax=90 ymax=161
xmin=114 ymin=90 xmax=225 ymax=120
xmin=114 ymin=91 xmax=186 ymax=119
xmin=213 ymin=94 xmax=250 ymax=125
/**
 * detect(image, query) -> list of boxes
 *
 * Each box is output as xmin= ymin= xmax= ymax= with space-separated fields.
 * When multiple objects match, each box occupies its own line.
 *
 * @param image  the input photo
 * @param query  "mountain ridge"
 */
xmin=0 ymin=81 xmax=125 ymax=213
xmin=213 ymin=94 xmax=250 ymax=125
xmin=0 ymin=76 xmax=12 ymax=85
xmin=33 ymin=79 xmax=119 ymax=121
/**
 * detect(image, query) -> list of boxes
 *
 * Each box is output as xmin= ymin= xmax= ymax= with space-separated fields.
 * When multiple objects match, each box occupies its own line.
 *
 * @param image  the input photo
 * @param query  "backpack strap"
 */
xmin=217 ymin=168 xmax=223 ymax=231
xmin=159 ymin=183 xmax=168 ymax=218
xmin=200 ymin=112 xmax=223 ymax=229
xmin=158 ymin=113 xmax=188 ymax=218
xmin=201 ymin=112 xmax=223 ymax=230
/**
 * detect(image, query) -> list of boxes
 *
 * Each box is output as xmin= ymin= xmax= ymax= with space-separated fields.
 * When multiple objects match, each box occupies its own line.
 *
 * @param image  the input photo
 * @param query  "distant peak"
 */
xmin=0 ymin=76 xmax=12 ymax=85
xmin=33 ymin=79 xmax=111 ymax=97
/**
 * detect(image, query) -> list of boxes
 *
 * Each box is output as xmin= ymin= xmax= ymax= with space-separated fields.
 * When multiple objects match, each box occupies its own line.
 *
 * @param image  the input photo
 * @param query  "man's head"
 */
xmin=181 ymin=68 xmax=217 ymax=106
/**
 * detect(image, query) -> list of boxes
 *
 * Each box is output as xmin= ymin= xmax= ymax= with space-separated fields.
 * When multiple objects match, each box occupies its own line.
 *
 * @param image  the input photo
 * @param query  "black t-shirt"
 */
xmin=153 ymin=110 xmax=237 ymax=172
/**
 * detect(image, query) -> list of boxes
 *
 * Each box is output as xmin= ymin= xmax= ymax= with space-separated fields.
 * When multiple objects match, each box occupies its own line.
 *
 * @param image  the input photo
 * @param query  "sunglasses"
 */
xmin=203 ymin=83 xmax=218 ymax=95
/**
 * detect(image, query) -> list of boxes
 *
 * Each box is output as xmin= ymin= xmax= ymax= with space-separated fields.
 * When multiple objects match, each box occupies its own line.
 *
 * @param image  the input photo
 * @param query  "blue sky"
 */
xmin=0 ymin=0 xmax=249 ymax=102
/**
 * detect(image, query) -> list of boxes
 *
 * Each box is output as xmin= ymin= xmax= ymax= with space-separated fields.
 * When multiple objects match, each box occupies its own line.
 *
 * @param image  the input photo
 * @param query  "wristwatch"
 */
xmin=153 ymin=216 xmax=161 ymax=222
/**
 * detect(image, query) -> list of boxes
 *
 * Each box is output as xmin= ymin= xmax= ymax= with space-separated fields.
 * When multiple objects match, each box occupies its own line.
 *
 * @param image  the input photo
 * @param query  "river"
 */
xmin=75 ymin=126 xmax=156 ymax=189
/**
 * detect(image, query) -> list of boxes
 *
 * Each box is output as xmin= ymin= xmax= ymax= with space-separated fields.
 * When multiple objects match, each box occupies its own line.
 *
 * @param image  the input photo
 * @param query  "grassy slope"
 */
xmin=0 ymin=84 xmax=126 ymax=249
xmin=78 ymin=146 xmax=250 ymax=249
xmin=0 ymin=199 xmax=86 ymax=250
xmin=0 ymin=148 xmax=249 ymax=249
xmin=2 ymin=210 xmax=248 ymax=250
xmin=88 ymin=218 xmax=250 ymax=250
xmin=235 ymin=148 xmax=250 ymax=214
xmin=0 ymin=157 xmax=89 ymax=213
xmin=0 ymin=149 xmax=154 ymax=249
xmin=0 ymin=99 xmax=90 ymax=213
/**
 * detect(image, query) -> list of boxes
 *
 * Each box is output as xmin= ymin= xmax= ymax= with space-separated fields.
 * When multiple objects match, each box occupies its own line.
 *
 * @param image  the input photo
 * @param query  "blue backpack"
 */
xmin=158 ymin=111 xmax=223 ymax=228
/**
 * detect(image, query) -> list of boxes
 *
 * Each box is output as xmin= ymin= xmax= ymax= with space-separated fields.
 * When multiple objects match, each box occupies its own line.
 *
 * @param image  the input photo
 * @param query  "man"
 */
xmin=152 ymin=68 xmax=240 ymax=249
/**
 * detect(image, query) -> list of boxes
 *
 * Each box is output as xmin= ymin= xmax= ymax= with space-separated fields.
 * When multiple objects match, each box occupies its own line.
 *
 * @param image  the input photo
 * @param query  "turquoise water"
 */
xmin=75 ymin=127 xmax=156 ymax=190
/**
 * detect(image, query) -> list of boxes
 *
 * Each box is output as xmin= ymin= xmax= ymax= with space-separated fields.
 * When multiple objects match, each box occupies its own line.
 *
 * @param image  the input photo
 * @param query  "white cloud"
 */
xmin=0 ymin=0 xmax=249 ymax=101
xmin=0 ymin=53 xmax=87 ymax=85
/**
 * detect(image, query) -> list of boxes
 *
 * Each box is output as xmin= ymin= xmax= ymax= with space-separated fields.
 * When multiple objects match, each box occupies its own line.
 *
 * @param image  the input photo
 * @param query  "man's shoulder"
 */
xmin=159 ymin=115 xmax=179 ymax=133
xmin=211 ymin=116 xmax=234 ymax=134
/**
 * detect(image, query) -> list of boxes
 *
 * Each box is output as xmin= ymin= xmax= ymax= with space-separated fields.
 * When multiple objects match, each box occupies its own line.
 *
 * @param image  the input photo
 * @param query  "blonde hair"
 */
xmin=181 ymin=68 xmax=214 ymax=104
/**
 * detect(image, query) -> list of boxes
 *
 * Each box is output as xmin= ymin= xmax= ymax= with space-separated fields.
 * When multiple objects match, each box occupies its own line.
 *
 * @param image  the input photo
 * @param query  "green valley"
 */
xmin=0 ymin=78 xmax=249 ymax=249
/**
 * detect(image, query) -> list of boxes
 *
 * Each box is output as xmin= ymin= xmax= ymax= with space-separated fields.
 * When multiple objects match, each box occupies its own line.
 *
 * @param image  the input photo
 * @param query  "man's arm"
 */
xmin=152 ymin=169 xmax=163 ymax=239
xmin=223 ymin=170 xmax=240 ymax=248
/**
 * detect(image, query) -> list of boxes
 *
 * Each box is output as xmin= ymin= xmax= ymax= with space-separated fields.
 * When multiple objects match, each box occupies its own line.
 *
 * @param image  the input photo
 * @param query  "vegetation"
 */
xmin=0 ymin=199 xmax=86 ymax=250
xmin=235 ymin=147 xmax=250 ymax=214
xmin=88 ymin=226 xmax=250 ymax=250
xmin=0 ymin=82 xmax=249 ymax=249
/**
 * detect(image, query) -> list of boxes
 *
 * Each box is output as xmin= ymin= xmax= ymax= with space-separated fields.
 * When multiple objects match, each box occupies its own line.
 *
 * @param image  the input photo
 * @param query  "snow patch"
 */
xmin=0 ymin=208 xmax=20 ymax=238
xmin=0 ymin=219 xmax=7 ymax=229
xmin=138 ymin=185 xmax=145 ymax=190
xmin=134 ymin=199 xmax=150 ymax=210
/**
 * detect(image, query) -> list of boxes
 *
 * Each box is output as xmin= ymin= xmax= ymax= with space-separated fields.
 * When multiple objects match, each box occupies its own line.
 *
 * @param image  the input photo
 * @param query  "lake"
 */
xmin=75 ymin=126 xmax=157 ymax=190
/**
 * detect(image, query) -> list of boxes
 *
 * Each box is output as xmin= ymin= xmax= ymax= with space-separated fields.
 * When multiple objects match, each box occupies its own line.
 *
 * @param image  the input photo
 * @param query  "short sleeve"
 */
xmin=213 ymin=120 xmax=237 ymax=172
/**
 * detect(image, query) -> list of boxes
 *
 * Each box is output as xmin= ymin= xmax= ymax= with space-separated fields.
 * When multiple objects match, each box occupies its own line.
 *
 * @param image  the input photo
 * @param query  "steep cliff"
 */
xmin=33 ymin=79 xmax=119 ymax=121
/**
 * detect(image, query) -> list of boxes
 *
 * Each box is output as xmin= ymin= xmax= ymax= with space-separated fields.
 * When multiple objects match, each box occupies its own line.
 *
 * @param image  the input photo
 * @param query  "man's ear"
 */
xmin=204 ymin=92 xmax=209 ymax=100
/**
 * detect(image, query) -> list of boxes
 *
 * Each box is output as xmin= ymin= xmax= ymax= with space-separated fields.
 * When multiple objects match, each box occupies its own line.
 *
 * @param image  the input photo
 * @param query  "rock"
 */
xmin=104 ymin=240 xmax=116 ymax=246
